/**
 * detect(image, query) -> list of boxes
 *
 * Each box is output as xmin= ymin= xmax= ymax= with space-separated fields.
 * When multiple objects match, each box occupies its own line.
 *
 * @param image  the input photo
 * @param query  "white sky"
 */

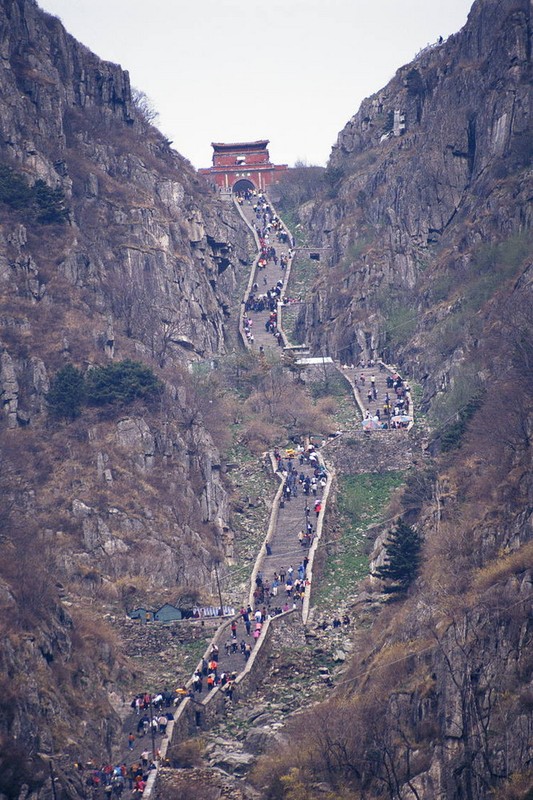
xmin=36 ymin=0 xmax=473 ymax=169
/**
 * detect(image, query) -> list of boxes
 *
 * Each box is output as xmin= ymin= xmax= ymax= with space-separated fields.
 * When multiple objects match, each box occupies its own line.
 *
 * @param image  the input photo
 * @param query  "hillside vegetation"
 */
xmin=0 ymin=0 xmax=531 ymax=797
xmin=247 ymin=0 xmax=532 ymax=796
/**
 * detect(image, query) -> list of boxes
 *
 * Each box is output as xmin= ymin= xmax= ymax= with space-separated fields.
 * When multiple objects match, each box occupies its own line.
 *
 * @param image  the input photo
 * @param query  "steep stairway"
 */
xmin=142 ymin=190 xmax=413 ymax=796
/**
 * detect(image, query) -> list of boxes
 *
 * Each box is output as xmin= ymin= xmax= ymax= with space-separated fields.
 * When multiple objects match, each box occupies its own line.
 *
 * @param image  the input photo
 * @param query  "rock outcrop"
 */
xmin=0 ymin=0 xmax=254 ymax=792
xmin=247 ymin=1 xmax=532 ymax=797
xmin=297 ymin=0 xmax=531 ymax=399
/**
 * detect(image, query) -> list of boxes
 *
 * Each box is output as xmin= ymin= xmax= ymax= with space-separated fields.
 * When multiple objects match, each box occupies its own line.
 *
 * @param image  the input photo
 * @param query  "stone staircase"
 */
xmin=143 ymin=191 xmax=414 ymax=795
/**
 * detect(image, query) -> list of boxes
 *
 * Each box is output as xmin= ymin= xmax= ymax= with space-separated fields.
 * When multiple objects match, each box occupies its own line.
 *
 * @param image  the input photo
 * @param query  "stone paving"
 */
xmin=339 ymin=362 xmax=413 ymax=429
xmin=199 ymin=453 xmax=326 ymax=680
xmin=117 ymin=191 xmax=413 ymax=792
xmin=237 ymin=196 xmax=295 ymax=352
xmin=195 ymin=193 xmax=331 ymax=685
xmin=114 ymin=194 xmax=303 ymax=778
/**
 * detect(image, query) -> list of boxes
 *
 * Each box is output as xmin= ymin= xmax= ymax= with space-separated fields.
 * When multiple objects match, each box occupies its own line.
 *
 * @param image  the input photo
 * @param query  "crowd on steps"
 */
xmin=105 ymin=189 xmax=412 ymax=798
xmin=341 ymin=358 xmax=413 ymax=429
xmin=239 ymin=190 xmax=298 ymax=349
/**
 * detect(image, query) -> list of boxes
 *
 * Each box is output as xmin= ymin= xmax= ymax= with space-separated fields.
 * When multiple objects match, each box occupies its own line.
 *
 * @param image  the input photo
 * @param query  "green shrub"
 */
xmin=85 ymin=359 xmax=162 ymax=406
xmin=47 ymin=360 xmax=162 ymax=418
xmin=324 ymin=165 xmax=345 ymax=198
xmin=46 ymin=364 xmax=85 ymax=419
xmin=0 ymin=164 xmax=68 ymax=224
xmin=32 ymin=179 xmax=69 ymax=224
xmin=373 ymin=520 xmax=422 ymax=594
xmin=0 ymin=165 xmax=32 ymax=210
xmin=439 ymin=390 xmax=484 ymax=451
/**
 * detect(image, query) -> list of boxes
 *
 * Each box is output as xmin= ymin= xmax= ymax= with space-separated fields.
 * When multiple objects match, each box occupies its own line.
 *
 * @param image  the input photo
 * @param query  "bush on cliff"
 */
xmin=85 ymin=359 xmax=162 ymax=406
xmin=373 ymin=520 xmax=422 ymax=594
xmin=47 ymin=360 xmax=162 ymax=418
xmin=0 ymin=164 xmax=69 ymax=224
xmin=46 ymin=364 xmax=85 ymax=419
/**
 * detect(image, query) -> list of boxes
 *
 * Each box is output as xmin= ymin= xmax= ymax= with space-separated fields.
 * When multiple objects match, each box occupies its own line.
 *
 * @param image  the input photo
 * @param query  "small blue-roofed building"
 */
xmin=153 ymin=603 xmax=183 ymax=622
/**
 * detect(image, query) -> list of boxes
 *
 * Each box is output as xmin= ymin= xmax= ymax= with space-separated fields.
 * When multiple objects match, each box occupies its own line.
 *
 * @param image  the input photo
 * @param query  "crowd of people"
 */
xmin=108 ymin=193 xmax=415 ymax=794
xmin=252 ymin=565 xmax=310 ymax=608
xmin=246 ymin=190 xmax=293 ymax=248
xmin=78 ymin=757 xmax=156 ymax=797
xmin=341 ymin=359 xmax=412 ymax=429
xmin=190 ymin=643 xmax=239 ymax=697
xmin=239 ymin=190 xmax=298 ymax=349
xmin=188 ymin=600 xmax=299 ymax=697
xmin=274 ymin=443 xmax=328 ymax=504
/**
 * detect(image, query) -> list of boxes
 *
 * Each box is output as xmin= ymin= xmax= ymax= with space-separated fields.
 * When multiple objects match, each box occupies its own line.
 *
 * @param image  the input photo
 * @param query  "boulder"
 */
xmin=212 ymin=751 xmax=255 ymax=776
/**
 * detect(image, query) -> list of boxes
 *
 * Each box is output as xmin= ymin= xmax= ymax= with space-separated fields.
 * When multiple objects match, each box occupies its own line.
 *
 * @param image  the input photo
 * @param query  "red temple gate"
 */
xmin=199 ymin=140 xmax=287 ymax=192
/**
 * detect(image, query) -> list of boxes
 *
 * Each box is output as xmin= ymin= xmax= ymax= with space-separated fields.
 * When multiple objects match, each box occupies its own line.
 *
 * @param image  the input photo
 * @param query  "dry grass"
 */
xmin=473 ymin=541 xmax=533 ymax=591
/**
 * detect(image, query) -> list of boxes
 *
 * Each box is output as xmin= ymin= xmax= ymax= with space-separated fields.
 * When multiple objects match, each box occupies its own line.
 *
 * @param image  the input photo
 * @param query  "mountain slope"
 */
xmin=252 ymin=0 xmax=532 ymax=797
xmin=0 ymin=0 xmax=253 ymax=792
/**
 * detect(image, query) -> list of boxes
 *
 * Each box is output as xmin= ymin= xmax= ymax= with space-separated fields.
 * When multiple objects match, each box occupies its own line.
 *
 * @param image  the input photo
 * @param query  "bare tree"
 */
xmin=131 ymin=87 xmax=159 ymax=126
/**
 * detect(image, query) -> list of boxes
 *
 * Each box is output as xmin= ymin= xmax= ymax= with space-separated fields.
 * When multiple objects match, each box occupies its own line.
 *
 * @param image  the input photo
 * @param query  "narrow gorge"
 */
xmin=0 ymin=0 xmax=531 ymax=799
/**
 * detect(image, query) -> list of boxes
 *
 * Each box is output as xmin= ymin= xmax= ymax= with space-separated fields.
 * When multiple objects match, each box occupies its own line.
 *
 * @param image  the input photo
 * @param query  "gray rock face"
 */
xmin=116 ymin=416 xmax=155 ymax=471
xmin=0 ymin=349 xmax=19 ymax=427
xmin=298 ymin=0 xmax=531 ymax=392
xmin=0 ymin=0 xmax=242 ymax=587
xmin=243 ymin=724 xmax=285 ymax=755
xmin=212 ymin=750 xmax=256 ymax=776
xmin=0 ymin=0 xmax=252 ymax=370
xmin=0 ymin=0 xmax=252 ymax=790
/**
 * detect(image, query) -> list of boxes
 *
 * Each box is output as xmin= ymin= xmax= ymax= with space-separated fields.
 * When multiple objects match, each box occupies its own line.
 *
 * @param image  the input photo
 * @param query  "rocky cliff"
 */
xmin=0 ymin=0 xmax=254 ymax=793
xmin=0 ymin=0 xmax=531 ymax=797
xmin=298 ymin=0 xmax=531 ymax=401
xmin=251 ymin=0 xmax=532 ymax=797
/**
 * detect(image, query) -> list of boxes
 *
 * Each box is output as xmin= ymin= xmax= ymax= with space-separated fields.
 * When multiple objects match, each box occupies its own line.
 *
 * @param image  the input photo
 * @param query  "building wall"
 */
xmin=213 ymin=150 xmax=270 ymax=168
xmin=200 ymin=143 xmax=287 ymax=191
xmin=199 ymin=165 xmax=287 ymax=190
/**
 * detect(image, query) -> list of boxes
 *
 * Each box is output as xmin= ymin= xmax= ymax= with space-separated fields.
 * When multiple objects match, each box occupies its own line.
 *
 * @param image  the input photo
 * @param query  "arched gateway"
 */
xmin=199 ymin=140 xmax=288 ymax=191
xmin=232 ymin=178 xmax=255 ymax=194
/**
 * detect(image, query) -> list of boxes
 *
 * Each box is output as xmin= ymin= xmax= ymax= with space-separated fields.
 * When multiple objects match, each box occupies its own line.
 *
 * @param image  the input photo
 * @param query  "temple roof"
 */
xmin=211 ymin=140 xmax=269 ymax=151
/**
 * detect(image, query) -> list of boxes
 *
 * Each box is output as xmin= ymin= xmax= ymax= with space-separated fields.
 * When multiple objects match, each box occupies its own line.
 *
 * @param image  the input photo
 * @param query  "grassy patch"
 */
xmin=410 ymin=381 xmax=424 ymax=410
xmin=175 ymin=639 xmax=212 ymax=679
xmin=331 ymin=394 xmax=360 ymax=431
xmin=306 ymin=365 xmax=349 ymax=400
xmin=313 ymin=471 xmax=405 ymax=613
xmin=278 ymin=207 xmax=309 ymax=246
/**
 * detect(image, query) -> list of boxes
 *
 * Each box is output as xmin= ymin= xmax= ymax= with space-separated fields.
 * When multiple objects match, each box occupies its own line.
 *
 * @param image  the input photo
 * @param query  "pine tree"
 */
xmin=374 ymin=520 xmax=422 ymax=594
xmin=84 ymin=359 xmax=162 ymax=406
xmin=46 ymin=364 xmax=85 ymax=419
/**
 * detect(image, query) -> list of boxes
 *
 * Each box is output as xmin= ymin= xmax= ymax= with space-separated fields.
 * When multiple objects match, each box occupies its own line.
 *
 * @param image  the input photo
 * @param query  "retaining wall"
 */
xmin=301 ymin=454 xmax=334 ymax=625
xmin=164 ymin=610 xmax=299 ymax=751
xmin=326 ymin=429 xmax=416 ymax=474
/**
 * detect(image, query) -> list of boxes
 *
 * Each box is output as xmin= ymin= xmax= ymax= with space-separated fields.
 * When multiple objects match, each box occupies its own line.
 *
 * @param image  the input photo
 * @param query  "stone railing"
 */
xmin=152 ymin=440 xmax=333 ymax=795
xmin=333 ymin=359 xmax=414 ymax=432
xmin=335 ymin=362 xmax=366 ymax=417
xmin=234 ymin=193 xmax=295 ymax=350
xmin=301 ymin=451 xmax=333 ymax=625
xmin=162 ymin=609 xmax=299 ymax=756
xmin=146 ymin=199 xmax=334 ymax=796
xmin=248 ymin=452 xmax=285 ymax=608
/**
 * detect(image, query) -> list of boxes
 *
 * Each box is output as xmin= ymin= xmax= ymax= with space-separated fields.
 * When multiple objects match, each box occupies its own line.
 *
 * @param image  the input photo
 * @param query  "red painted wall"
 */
xmin=200 ymin=142 xmax=287 ymax=190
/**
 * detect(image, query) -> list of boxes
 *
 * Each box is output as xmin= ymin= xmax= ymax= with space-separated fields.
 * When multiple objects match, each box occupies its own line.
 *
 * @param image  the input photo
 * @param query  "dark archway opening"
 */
xmin=233 ymin=178 xmax=255 ymax=195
